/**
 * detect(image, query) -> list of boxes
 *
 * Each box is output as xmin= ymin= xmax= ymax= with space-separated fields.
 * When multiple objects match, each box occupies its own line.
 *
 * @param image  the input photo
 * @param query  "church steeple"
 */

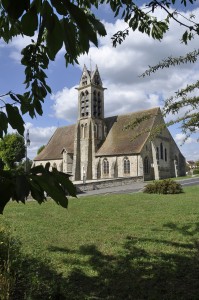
xmin=73 ymin=65 xmax=107 ymax=181
xmin=77 ymin=65 xmax=105 ymax=120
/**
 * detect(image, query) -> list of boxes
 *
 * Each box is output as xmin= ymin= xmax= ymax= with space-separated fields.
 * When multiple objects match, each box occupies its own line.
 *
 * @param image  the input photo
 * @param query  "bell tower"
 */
xmin=72 ymin=65 xmax=107 ymax=181
xmin=77 ymin=64 xmax=105 ymax=120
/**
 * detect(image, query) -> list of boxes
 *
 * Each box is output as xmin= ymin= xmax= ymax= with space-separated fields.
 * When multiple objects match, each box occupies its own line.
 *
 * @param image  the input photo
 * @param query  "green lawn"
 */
xmin=1 ymin=186 xmax=199 ymax=299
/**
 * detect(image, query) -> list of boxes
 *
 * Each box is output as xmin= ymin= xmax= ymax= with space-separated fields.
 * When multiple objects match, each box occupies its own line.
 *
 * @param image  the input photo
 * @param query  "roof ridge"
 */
xmin=104 ymin=107 xmax=160 ymax=120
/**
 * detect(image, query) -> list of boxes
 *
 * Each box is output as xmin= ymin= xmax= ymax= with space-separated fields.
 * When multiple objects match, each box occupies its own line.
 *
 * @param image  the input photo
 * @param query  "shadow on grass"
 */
xmin=58 ymin=238 xmax=199 ymax=300
xmin=2 ymin=227 xmax=199 ymax=299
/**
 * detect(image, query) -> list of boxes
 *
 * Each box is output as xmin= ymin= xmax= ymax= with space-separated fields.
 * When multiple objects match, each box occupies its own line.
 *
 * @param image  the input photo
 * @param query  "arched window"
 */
xmin=94 ymin=124 xmax=98 ymax=138
xmin=165 ymin=148 xmax=167 ymax=162
xmin=84 ymin=123 xmax=87 ymax=137
xmin=103 ymin=158 xmax=109 ymax=175
xmin=104 ymin=125 xmax=107 ymax=137
xmin=160 ymin=142 xmax=164 ymax=159
xmin=82 ymin=75 xmax=87 ymax=86
xmin=124 ymin=157 xmax=130 ymax=174
xmin=52 ymin=163 xmax=57 ymax=169
xmin=81 ymin=124 xmax=84 ymax=138
xmin=45 ymin=162 xmax=50 ymax=169
xmin=98 ymin=124 xmax=102 ymax=139
xmin=59 ymin=162 xmax=63 ymax=172
xmin=80 ymin=92 xmax=85 ymax=117
xmin=156 ymin=147 xmax=159 ymax=160
xmin=144 ymin=157 xmax=150 ymax=174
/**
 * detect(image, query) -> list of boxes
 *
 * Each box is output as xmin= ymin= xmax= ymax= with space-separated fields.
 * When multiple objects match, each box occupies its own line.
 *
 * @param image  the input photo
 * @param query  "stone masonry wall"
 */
xmin=75 ymin=176 xmax=143 ymax=192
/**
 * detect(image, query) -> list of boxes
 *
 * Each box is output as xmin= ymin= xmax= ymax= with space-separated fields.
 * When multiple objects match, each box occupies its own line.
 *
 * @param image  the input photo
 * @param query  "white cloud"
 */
xmin=3 ymin=6 xmax=196 ymax=160
xmin=52 ymin=8 xmax=199 ymax=120
xmin=51 ymin=87 xmax=78 ymax=122
xmin=175 ymin=133 xmax=196 ymax=145
xmin=1 ymin=34 xmax=38 ymax=63
xmin=25 ymin=123 xmax=57 ymax=160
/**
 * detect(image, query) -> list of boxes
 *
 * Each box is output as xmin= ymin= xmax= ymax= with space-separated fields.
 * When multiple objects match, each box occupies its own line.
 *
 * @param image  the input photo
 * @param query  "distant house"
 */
xmin=186 ymin=160 xmax=197 ymax=172
xmin=33 ymin=65 xmax=186 ymax=181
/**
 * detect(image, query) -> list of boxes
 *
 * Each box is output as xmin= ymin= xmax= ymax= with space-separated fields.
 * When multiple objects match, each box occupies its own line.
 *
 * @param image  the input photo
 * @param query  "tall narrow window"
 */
xmin=104 ymin=125 xmax=107 ymax=137
xmin=81 ymin=124 xmax=84 ymax=138
xmin=84 ymin=123 xmax=87 ymax=137
xmin=160 ymin=142 xmax=164 ymax=159
xmin=144 ymin=157 xmax=150 ymax=174
xmin=124 ymin=157 xmax=130 ymax=174
xmin=156 ymin=147 xmax=159 ymax=160
xmin=98 ymin=124 xmax=102 ymax=139
xmin=103 ymin=158 xmax=109 ymax=175
xmin=94 ymin=124 xmax=98 ymax=138
xmin=165 ymin=148 xmax=167 ymax=162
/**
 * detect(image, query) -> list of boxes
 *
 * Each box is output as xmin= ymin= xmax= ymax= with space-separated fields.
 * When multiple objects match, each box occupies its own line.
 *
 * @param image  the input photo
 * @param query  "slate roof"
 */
xmin=34 ymin=107 xmax=160 ymax=161
xmin=97 ymin=107 xmax=160 ymax=156
xmin=34 ymin=124 xmax=76 ymax=161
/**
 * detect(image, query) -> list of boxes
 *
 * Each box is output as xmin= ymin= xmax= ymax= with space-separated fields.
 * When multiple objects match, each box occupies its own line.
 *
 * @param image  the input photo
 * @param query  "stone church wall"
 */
xmin=97 ymin=154 xmax=143 ymax=179
xmin=33 ymin=159 xmax=63 ymax=171
xmin=75 ymin=176 xmax=143 ymax=192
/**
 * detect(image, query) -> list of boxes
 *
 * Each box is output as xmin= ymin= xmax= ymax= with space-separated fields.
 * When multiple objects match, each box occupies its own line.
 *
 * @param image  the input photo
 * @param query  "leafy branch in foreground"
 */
xmin=0 ymin=163 xmax=77 ymax=214
xmin=1 ymin=0 xmax=199 ymax=211
xmin=1 ymin=0 xmax=198 ymax=136
xmin=140 ymin=50 xmax=199 ymax=140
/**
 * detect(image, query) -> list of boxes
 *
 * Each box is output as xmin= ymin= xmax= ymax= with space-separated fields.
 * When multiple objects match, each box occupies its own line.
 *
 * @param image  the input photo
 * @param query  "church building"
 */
xmin=33 ymin=65 xmax=186 ymax=182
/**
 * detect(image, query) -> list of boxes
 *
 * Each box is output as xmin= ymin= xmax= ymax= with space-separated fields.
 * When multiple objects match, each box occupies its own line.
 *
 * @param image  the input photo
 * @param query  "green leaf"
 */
xmin=65 ymin=2 xmax=98 ymax=47
xmin=0 ymin=176 xmax=14 ymax=214
xmin=30 ymin=165 xmax=46 ymax=174
xmin=5 ymin=104 xmax=25 ymax=135
xmin=21 ymin=6 xmax=38 ymax=36
xmin=50 ymin=0 xmax=68 ymax=15
xmin=32 ymin=173 xmax=68 ymax=208
xmin=46 ymin=14 xmax=63 ymax=60
xmin=87 ymin=15 xmax=107 ymax=37
xmin=29 ymin=176 xmax=46 ymax=203
xmin=2 ymin=0 xmax=30 ymax=20
xmin=0 ymin=112 xmax=8 ymax=137
xmin=61 ymin=18 xmax=77 ymax=59
xmin=13 ymin=175 xmax=30 ymax=202
xmin=52 ymin=168 xmax=76 ymax=197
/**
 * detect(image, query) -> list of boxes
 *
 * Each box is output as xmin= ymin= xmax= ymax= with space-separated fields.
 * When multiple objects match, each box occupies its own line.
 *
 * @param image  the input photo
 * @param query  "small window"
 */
xmin=84 ymin=123 xmax=87 ymax=137
xmin=81 ymin=124 xmax=84 ymax=138
xmin=103 ymin=158 xmax=109 ymax=175
xmin=144 ymin=157 xmax=150 ymax=174
xmin=165 ymin=148 xmax=167 ymax=162
xmin=160 ymin=142 xmax=164 ymax=160
xmin=104 ymin=125 xmax=107 ymax=137
xmin=156 ymin=147 xmax=159 ymax=160
xmin=98 ymin=124 xmax=102 ymax=139
xmin=94 ymin=124 xmax=98 ymax=138
xmin=124 ymin=157 xmax=130 ymax=174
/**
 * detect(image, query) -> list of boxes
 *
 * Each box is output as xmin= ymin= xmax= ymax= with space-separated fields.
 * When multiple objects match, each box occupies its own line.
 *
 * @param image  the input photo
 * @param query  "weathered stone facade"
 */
xmin=33 ymin=65 xmax=186 ymax=181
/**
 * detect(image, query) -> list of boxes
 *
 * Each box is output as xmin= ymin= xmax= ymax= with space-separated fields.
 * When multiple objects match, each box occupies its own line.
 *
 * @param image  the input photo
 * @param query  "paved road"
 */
xmin=178 ymin=177 xmax=199 ymax=187
xmin=78 ymin=176 xmax=199 ymax=197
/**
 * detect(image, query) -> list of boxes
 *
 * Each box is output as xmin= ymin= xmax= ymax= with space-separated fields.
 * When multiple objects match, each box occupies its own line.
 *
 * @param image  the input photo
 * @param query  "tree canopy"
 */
xmin=0 ymin=133 xmax=25 ymax=169
xmin=0 ymin=0 xmax=198 ymax=213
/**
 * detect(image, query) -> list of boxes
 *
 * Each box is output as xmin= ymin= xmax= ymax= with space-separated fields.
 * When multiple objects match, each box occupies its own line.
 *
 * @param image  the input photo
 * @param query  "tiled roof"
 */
xmin=97 ymin=107 xmax=160 ymax=156
xmin=34 ymin=107 xmax=160 ymax=161
xmin=34 ymin=124 xmax=76 ymax=161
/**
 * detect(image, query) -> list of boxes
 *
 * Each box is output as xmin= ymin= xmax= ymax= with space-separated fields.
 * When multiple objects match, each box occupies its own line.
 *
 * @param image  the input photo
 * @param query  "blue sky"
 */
xmin=0 ymin=3 xmax=199 ymax=161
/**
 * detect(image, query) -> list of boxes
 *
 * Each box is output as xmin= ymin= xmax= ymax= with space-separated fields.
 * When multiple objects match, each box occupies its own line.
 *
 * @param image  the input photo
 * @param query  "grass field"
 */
xmin=1 ymin=185 xmax=199 ymax=299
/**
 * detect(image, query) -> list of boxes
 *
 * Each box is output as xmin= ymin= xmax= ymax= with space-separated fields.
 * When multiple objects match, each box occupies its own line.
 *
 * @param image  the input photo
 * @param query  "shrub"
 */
xmin=143 ymin=179 xmax=184 ymax=194
xmin=0 ymin=226 xmax=62 ymax=299
xmin=193 ymin=169 xmax=199 ymax=175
